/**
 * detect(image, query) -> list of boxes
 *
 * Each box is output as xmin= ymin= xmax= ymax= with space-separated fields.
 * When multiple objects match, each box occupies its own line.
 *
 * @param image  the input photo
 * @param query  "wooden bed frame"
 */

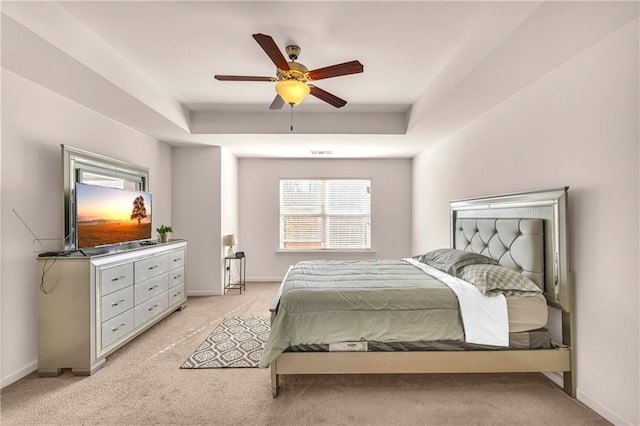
xmin=268 ymin=188 xmax=574 ymax=398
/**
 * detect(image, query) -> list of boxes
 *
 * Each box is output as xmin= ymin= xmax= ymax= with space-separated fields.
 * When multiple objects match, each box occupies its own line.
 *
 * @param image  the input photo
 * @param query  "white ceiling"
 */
xmin=2 ymin=1 xmax=638 ymax=157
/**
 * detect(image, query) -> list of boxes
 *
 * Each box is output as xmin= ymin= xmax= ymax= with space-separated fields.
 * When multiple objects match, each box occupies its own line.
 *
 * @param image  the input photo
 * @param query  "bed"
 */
xmin=263 ymin=188 xmax=574 ymax=398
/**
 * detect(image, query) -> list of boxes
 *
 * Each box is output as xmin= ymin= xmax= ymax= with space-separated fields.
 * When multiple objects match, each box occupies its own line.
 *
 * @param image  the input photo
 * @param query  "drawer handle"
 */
xmin=112 ymin=322 xmax=126 ymax=332
xmin=173 ymin=274 xmax=182 ymax=279
xmin=148 ymin=265 xmax=159 ymax=270
xmin=111 ymin=298 xmax=126 ymax=307
xmin=148 ymin=284 xmax=159 ymax=291
xmin=173 ymin=258 xmax=182 ymax=262
xmin=173 ymin=291 xmax=182 ymax=297
xmin=112 ymin=275 xmax=126 ymax=282
xmin=147 ymin=304 xmax=159 ymax=311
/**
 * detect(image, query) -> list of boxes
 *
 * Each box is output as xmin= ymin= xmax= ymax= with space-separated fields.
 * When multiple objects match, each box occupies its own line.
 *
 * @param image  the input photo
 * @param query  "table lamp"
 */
xmin=223 ymin=234 xmax=236 ymax=257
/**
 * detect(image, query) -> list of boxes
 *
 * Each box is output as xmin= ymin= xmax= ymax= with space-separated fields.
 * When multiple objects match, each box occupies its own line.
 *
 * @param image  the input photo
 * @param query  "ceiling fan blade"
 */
xmin=214 ymin=75 xmax=275 ymax=82
xmin=269 ymin=95 xmax=285 ymax=110
xmin=308 ymin=60 xmax=364 ymax=81
xmin=309 ymin=85 xmax=347 ymax=108
xmin=252 ymin=33 xmax=290 ymax=71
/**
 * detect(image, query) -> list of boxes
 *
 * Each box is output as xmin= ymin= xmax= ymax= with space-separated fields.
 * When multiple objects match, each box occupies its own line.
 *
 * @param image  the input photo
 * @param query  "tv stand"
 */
xmin=37 ymin=240 xmax=187 ymax=376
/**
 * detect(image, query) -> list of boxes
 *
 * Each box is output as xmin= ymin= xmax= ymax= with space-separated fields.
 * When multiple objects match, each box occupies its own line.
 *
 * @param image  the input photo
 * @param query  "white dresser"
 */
xmin=37 ymin=240 xmax=187 ymax=376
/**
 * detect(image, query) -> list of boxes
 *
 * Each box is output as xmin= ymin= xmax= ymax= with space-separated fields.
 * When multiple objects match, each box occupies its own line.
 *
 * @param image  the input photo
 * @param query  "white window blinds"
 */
xmin=280 ymin=179 xmax=371 ymax=250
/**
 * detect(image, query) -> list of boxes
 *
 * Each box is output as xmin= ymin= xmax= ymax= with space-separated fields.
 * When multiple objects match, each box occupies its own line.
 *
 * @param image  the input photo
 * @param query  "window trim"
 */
xmin=275 ymin=248 xmax=375 ymax=254
xmin=278 ymin=178 xmax=372 ymax=252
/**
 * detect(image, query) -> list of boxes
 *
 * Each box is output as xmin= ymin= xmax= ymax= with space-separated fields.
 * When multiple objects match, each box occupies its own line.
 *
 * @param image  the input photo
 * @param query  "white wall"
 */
xmin=221 ymin=148 xmax=238 ymax=239
xmin=221 ymin=148 xmax=239 ymax=286
xmin=0 ymin=70 xmax=173 ymax=387
xmin=238 ymin=158 xmax=412 ymax=280
xmin=637 ymin=22 xmax=640 ymax=426
xmin=412 ymin=21 xmax=639 ymax=425
xmin=172 ymin=145 xmax=223 ymax=296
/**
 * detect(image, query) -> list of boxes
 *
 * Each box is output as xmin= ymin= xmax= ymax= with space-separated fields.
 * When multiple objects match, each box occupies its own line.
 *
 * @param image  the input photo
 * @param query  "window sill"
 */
xmin=276 ymin=249 xmax=375 ymax=254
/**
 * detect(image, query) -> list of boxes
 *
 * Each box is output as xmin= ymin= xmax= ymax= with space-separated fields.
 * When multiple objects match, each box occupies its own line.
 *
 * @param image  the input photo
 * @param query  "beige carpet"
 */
xmin=1 ymin=282 xmax=608 ymax=425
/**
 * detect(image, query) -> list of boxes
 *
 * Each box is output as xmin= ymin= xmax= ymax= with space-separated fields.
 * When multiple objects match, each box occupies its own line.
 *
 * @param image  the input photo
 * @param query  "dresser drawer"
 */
xmin=101 ymin=309 xmax=134 ymax=349
xmin=168 ymin=283 xmax=186 ymax=306
xmin=100 ymin=263 xmax=134 ymax=295
xmin=101 ymin=286 xmax=134 ymax=322
xmin=134 ymin=254 xmax=168 ymax=283
xmin=134 ymin=292 xmax=168 ymax=328
xmin=168 ymin=250 xmax=185 ymax=269
xmin=134 ymin=274 xmax=168 ymax=304
xmin=168 ymin=266 xmax=185 ymax=288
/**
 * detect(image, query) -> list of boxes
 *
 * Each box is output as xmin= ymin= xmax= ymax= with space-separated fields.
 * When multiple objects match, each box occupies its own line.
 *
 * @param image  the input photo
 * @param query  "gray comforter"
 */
xmin=258 ymin=259 xmax=464 ymax=367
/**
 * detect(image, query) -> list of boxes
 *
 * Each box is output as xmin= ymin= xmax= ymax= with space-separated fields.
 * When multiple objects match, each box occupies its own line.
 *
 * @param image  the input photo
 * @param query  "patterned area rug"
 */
xmin=181 ymin=316 xmax=269 ymax=368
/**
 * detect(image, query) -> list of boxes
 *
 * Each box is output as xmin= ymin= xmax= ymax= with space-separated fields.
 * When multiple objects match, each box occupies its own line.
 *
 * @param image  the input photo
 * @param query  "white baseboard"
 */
xmin=246 ymin=277 xmax=283 ymax=282
xmin=187 ymin=291 xmax=223 ymax=296
xmin=543 ymin=371 xmax=563 ymax=387
xmin=187 ymin=280 xmax=281 ymax=296
xmin=1 ymin=360 xmax=37 ymax=389
xmin=577 ymin=388 xmax=632 ymax=425
xmin=543 ymin=372 xmax=631 ymax=425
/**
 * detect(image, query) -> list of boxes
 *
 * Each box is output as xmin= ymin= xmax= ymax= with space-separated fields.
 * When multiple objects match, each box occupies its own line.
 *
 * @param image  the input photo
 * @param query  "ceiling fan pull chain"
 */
xmin=290 ymin=105 xmax=294 ymax=132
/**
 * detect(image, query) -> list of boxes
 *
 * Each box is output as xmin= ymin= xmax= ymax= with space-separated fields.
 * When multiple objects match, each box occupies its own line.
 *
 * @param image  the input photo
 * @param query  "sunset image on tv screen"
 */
xmin=76 ymin=183 xmax=152 ymax=248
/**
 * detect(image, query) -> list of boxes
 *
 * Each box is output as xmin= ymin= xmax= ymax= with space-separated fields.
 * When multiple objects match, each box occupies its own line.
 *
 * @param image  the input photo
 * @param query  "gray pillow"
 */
xmin=414 ymin=248 xmax=498 ymax=276
xmin=458 ymin=264 xmax=543 ymax=297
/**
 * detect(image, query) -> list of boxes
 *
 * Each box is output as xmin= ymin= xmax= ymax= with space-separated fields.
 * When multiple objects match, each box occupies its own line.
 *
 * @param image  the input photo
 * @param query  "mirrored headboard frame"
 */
xmin=450 ymin=187 xmax=571 ymax=313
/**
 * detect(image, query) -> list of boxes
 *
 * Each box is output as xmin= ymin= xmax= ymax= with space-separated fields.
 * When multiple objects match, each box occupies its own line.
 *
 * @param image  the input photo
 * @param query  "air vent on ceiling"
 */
xmin=311 ymin=150 xmax=333 ymax=155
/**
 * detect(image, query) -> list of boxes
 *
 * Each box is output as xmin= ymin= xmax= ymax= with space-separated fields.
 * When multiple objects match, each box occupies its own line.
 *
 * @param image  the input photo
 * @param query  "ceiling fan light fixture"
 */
xmin=275 ymin=79 xmax=310 ymax=106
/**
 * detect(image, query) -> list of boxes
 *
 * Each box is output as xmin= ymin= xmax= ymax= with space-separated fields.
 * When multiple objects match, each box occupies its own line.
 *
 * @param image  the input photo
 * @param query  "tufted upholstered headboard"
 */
xmin=450 ymin=188 xmax=571 ymax=313
xmin=454 ymin=218 xmax=544 ymax=288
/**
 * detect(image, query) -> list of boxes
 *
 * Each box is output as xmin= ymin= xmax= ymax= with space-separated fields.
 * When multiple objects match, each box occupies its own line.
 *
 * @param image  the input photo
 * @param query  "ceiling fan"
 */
xmin=214 ymin=33 xmax=364 ymax=110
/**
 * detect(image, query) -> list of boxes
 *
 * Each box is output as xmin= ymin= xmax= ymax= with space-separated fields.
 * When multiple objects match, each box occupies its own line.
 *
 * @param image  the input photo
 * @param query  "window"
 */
xmin=280 ymin=179 xmax=371 ymax=250
xmin=78 ymin=171 xmax=140 ymax=190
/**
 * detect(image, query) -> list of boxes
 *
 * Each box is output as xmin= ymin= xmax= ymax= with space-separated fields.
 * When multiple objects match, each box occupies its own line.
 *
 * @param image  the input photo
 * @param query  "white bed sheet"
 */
xmin=404 ymin=258 xmax=509 ymax=347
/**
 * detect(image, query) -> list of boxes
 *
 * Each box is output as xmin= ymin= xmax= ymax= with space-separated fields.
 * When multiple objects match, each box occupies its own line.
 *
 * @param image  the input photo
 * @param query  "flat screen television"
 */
xmin=75 ymin=183 xmax=152 ymax=249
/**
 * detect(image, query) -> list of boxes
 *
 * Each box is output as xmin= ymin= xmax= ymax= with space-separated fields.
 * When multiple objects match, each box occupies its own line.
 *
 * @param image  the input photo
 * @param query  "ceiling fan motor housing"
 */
xmin=277 ymin=61 xmax=309 ymax=82
xmin=286 ymin=45 xmax=301 ymax=60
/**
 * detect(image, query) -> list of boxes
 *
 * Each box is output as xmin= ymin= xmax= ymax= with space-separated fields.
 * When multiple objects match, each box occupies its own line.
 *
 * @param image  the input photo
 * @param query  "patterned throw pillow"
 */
xmin=457 ymin=264 xmax=542 ymax=297
xmin=414 ymin=248 xmax=499 ymax=276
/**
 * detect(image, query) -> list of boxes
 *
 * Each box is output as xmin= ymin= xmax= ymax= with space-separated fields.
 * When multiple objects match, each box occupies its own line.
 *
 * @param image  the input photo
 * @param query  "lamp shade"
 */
xmin=223 ymin=234 xmax=236 ymax=247
xmin=275 ymin=80 xmax=310 ymax=105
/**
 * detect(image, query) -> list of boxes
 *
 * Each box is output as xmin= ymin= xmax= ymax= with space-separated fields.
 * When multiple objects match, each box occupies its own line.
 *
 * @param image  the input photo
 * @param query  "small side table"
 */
xmin=224 ymin=255 xmax=246 ymax=294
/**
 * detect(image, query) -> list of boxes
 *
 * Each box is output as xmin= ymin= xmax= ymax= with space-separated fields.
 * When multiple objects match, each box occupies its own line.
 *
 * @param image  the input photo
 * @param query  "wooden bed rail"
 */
xmin=270 ymin=347 xmax=573 ymax=398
